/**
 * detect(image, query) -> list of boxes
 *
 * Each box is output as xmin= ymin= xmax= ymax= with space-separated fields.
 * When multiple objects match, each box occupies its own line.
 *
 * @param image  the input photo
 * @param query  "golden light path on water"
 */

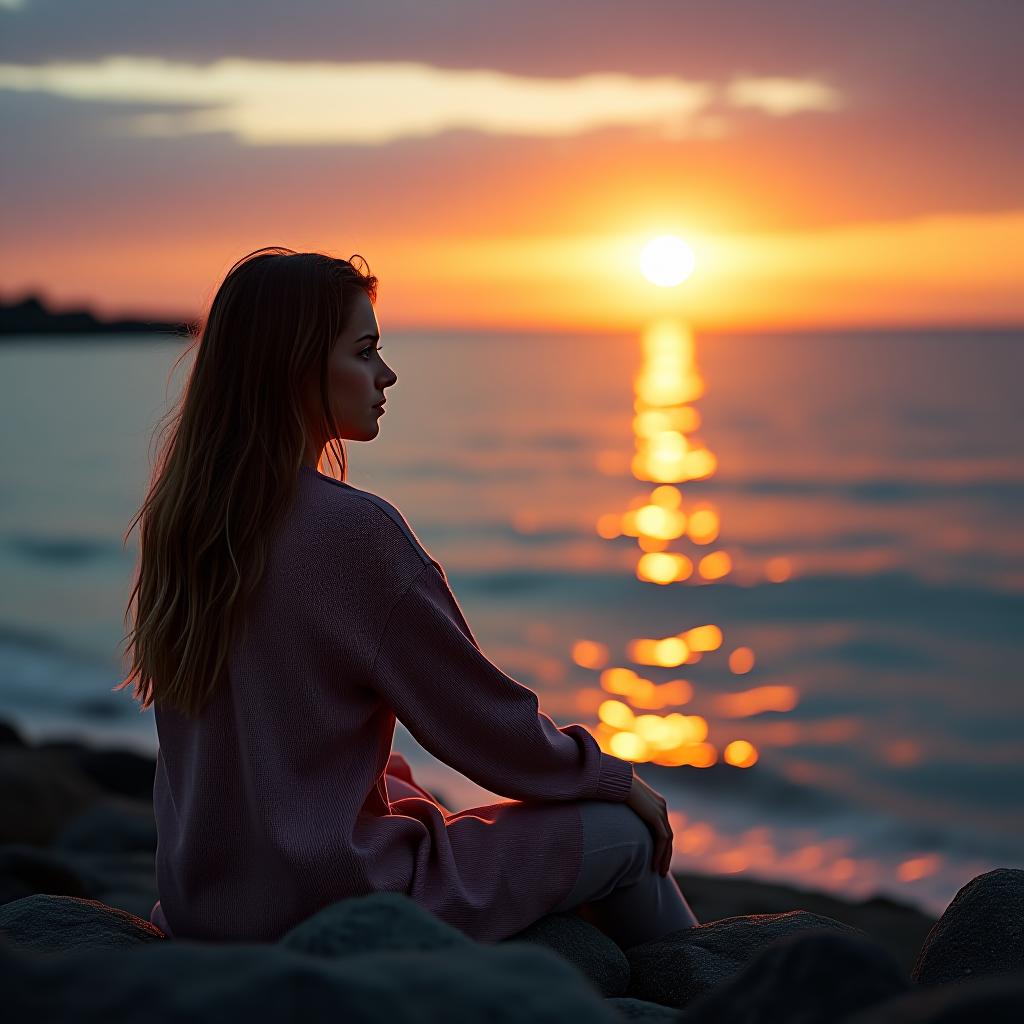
xmin=564 ymin=316 xmax=953 ymax=903
xmin=577 ymin=318 xmax=781 ymax=769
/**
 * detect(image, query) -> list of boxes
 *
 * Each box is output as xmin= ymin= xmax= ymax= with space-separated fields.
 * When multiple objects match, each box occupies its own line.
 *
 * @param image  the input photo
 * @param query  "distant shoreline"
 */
xmin=0 ymin=295 xmax=194 ymax=338
xmin=3 ymin=294 xmax=1022 ymax=340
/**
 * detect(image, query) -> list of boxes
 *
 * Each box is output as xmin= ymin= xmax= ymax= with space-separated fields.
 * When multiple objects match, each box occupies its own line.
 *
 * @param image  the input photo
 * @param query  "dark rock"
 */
xmin=280 ymin=891 xmax=473 ymax=957
xmin=2 ymin=840 xmax=158 ymax=920
xmin=0 ymin=929 xmax=625 ymax=1023
xmin=35 ymin=738 xmax=89 ymax=754
xmin=52 ymin=801 xmax=157 ymax=855
xmin=0 ymin=893 xmax=164 ymax=953
xmin=681 ymin=930 xmax=908 ymax=1023
xmin=0 ymin=719 xmax=28 ymax=747
xmin=0 ymin=845 xmax=92 ymax=906
xmin=912 ymin=869 xmax=1024 ymax=987
xmin=625 ymin=910 xmax=861 ymax=1010
xmin=846 ymin=971 xmax=1024 ymax=1023
xmin=675 ymin=870 xmax=935 ymax=974
xmin=505 ymin=910 xmax=631 ymax=997
xmin=0 ymin=745 xmax=108 ymax=845
xmin=73 ymin=748 xmax=156 ymax=802
xmin=0 ymin=839 xmax=158 ymax=913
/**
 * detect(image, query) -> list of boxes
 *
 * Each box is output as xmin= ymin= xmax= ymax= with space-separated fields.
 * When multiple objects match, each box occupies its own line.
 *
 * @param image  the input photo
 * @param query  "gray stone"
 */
xmin=0 ymin=745 xmax=107 ymax=845
xmin=52 ymin=801 xmax=157 ymax=855
xmin=846 ymin=971 xmax=1024 ymax=1023
xmin=675 ymin=870 xmax=935 ymax=974
xmin=912 ymin=868 xmax=1024 ymax=988
xmin=0 ymin=893 xmax=164 ymax=953
xmin=0 ymin=844 xmax=92 ymax=906
xmin=505 ymin=910 xmax=631 ymax=997
xmin=0 ymin=842 xmax=158 ymax=920
xmin=681 ymin=930 xmax=908 ymax=1023
xmin=625 ymin=910 xmax=861 ymax=1009
xmin=280 ymin=891 xmax=473 ymax=957
xmin=0 ymin=928 xmax=625 ymax=1023
xmin=71 ymin=747 xmax=156 ymax=802
xmin=0 ymin=719 xmax=27 ymax=746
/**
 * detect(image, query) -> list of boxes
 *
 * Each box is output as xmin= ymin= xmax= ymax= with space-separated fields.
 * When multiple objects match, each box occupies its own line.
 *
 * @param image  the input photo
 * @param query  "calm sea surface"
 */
xmin=1 ymin=326 xmax=1021 ymax=915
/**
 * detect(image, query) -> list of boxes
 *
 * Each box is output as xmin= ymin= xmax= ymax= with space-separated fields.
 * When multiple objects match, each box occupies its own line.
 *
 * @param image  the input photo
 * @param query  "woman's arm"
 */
xmin=367 ymin=562 xmax=635 ymax=804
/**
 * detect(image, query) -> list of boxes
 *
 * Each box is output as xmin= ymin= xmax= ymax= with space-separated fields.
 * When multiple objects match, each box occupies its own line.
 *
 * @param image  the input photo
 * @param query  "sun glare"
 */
xmin=640 ymin=235 xmax=696 ymax=287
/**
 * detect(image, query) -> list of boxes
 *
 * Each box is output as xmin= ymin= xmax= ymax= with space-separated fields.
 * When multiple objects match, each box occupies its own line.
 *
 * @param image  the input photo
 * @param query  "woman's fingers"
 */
xmin=631 ymin=777 xmax=674 ymax=876
xmin=661 ymin=821 xmax=673 ymax=875
xmin=652 ymin=820 xmax=672 ymax=875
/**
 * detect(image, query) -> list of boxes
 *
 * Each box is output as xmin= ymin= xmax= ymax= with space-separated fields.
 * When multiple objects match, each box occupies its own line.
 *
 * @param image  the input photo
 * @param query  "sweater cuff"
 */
xmin=595 ymin=752 xmax=635 ymax=802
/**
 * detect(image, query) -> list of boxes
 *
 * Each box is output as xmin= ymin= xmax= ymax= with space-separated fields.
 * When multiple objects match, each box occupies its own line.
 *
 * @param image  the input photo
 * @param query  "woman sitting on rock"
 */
xmin=117 ymin=246 xmax=699 ymax=949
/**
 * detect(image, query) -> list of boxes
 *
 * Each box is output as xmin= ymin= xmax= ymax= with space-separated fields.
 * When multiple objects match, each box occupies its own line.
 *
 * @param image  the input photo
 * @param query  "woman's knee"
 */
xmin=579 ymin=799 xmax=654 ymax=863
xmin=552 ymin=800 xmax=661 ymax=912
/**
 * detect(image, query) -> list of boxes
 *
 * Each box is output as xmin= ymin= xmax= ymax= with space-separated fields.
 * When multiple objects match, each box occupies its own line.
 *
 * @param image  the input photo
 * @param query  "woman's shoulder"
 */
xmin=296 ymin=466 xmax=438 ymax=574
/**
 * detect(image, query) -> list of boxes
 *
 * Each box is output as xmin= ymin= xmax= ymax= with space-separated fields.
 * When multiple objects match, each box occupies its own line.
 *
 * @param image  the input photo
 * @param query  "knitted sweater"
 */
xmin=149 ymin=463 xmax=635 ymax=943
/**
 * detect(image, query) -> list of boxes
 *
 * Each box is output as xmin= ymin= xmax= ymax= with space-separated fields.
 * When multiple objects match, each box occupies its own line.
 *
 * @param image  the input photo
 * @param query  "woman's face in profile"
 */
xmin=304 ymin=290 xmax=397 ymax=452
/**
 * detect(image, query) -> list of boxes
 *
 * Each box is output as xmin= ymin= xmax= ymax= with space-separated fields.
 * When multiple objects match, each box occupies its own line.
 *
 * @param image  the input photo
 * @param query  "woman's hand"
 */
xmin=625 ymin=768 xmax=674 ymax=876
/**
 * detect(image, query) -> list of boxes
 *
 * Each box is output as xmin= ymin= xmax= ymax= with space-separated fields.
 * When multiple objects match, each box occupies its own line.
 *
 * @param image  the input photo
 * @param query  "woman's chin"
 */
xmin=337 ymin=415 xmax=384 ymax=442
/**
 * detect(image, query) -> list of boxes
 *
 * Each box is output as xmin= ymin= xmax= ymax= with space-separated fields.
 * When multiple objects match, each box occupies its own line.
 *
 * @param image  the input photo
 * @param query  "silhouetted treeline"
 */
xmin=0 ymin=295 xmax=196 ymax=338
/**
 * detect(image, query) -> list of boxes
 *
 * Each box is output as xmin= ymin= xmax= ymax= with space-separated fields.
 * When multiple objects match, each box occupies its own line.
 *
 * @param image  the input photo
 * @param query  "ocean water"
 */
xmin=1 ymin=325 xmax=1021 ymax=916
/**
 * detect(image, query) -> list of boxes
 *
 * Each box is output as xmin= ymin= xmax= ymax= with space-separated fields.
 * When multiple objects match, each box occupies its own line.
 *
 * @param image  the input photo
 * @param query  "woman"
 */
xmin=118 ymin=246 xmax=698 ymax=948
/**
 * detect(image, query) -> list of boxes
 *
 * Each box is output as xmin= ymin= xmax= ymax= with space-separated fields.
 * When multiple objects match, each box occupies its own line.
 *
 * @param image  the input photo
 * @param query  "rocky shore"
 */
xmin=2 ymin=718 xmax=1021 ymax=1020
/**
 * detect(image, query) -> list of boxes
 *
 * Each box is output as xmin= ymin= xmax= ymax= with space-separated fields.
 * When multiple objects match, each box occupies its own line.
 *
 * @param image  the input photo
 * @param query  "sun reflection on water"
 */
xmin=575 ymin=318 xmax=790 ymax=773
xmin=552 ymin=316 xmax=967 ymax=907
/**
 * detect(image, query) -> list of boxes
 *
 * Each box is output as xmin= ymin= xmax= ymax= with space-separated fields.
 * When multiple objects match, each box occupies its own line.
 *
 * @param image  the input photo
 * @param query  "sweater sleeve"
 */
xmin=368 ymin=562 xmax=635 ymax=804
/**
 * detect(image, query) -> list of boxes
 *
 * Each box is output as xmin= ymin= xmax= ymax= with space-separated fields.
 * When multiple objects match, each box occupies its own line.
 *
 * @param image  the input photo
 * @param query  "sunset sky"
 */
xmin=2 ymin=0 xmax=1021 ymax=332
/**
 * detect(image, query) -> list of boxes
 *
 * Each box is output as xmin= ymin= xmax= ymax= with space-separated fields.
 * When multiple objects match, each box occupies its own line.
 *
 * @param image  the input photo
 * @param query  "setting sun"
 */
xmin=640 ymin=235 xmax=696 ymax=287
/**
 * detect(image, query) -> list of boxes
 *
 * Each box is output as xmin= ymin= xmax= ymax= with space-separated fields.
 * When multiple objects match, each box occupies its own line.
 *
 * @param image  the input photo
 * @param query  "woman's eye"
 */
xmin=360 ymin=346 xmax=382 ymax=359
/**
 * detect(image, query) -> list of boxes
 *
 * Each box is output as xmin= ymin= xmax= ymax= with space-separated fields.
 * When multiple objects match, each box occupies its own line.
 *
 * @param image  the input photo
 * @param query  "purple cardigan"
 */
xmin=150 ymin=464 xmax=635 ymax=943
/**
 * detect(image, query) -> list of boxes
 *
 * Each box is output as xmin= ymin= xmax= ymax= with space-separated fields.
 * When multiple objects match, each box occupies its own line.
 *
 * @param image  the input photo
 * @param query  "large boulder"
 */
xmin=912 ymin=869 xmax=1024 ymax=987
xmin=675 ymin=870 xmax=935 ymax=974
xmin=52 ymin=801 xmax=158 ymax=855
xmin=0 ymin=844 xmax=92 ymax=906
xmin=68 ymin=746 xmax=156 ymax=802
xmin=0 ymin=841 xmax=158 ymax=921
xmin=0 ymin=893 xmax=164 ymax=953
xmin=0 ymin=744 xmax=108 ymax=846
xmin=846 ymin=972 xmax=1024 ymax=1023
xmin=0 ymin=727 xmax=157 ymax=849
xmin=506 ymin=910 xmax=631 ymax=998
xmin=286 ymin=894 xmax=635 ymax=1002
xmin=280 ymin=891 xmax=473 ymax=957
xmin=680 ymin=930 xmax=908 ymax=1023
xmin=0 ymin=720 xmax=27 ymax=747
xmin=625 ymin=910 xmax=861 ymax=1009
xmin=0 ymin=927 xmax=625 ymax=1023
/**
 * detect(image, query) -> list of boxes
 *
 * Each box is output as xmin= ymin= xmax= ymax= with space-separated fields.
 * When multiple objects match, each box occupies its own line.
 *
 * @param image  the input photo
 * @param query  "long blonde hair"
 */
xmin=115 ymin=246 xmax=378 ymax=718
